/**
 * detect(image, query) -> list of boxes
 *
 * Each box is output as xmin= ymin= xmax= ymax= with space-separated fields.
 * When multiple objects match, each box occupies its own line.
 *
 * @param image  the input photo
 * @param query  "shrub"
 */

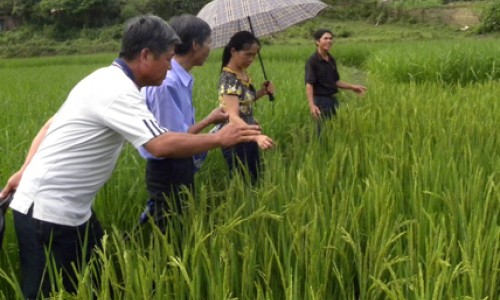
xmin=475 ymin=1 xmax=500 ymax=34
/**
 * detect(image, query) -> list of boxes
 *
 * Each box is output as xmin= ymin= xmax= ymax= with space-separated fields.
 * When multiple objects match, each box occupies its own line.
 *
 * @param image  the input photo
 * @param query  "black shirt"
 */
xmin=305 ymin=51 xmax=340 ymax=96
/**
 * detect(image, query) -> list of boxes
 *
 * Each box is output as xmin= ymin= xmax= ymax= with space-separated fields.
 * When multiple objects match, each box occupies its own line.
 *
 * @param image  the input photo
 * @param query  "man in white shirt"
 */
xmin=1 ymin=15 xmax=261 ymax=299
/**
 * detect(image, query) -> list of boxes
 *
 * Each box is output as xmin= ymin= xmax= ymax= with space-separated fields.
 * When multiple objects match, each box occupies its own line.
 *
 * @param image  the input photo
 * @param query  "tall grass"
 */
xmin=1 ymin=39 xmax=500 ymax=299
xmin=367 ymin=39 xmax=500 ymax=85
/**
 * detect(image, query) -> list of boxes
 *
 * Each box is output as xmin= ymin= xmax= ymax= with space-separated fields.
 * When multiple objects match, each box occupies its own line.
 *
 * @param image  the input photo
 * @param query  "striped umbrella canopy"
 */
xmin=197 ymin=0 xmax=330 ymax=49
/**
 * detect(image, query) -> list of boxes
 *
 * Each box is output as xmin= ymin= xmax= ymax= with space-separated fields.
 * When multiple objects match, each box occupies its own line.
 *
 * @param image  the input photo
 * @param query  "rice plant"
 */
xmin=1 ymin=39 xmax=500 ymax=299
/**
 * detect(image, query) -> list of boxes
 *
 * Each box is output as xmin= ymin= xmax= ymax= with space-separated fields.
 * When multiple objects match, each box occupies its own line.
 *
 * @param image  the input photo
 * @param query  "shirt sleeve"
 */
xmin=220 ymin=73 xmax=243 ymax=97
xmin=103 ymin=89 xmax=168 ymax=149
xmin=332 ymin=57 xmax=341 ymax=81
xmin=305 ymin=57 xmax=316 ymax=84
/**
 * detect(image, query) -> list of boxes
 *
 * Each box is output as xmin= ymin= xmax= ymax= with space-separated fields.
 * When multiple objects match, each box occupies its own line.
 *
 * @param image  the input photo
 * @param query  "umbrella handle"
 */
xmin=248 ymin=16 xmax=275 ymax=102
xmin=265 ymin=82 xmax=275 ymax=102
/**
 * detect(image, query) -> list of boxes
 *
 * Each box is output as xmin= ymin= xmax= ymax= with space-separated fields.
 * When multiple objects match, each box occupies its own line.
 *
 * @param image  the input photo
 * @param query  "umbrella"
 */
xmin=197 ymin=0 xmax=330 ymax=101
xmin=0 ymin=188 xmax=14 ymax=250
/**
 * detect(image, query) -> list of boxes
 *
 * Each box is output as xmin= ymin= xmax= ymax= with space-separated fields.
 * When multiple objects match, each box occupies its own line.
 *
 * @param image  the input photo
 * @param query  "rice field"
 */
xmin=1 ymin=38 xmax=500 ymax=299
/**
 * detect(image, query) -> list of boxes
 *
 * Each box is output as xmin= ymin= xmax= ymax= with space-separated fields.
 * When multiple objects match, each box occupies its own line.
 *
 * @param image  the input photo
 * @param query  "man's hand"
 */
xmin=0 ymin=170 xmax=22 ymax=198
xmin=310 ymin=105 xmax=321 ymax=120
xmin=207 ymin=107 xmax=229 ymax=125
xmin=255 ymin=135 xmax=274 ymax=150
xmin=351 ymin=85 xmax=367 ymax=95
xmin=216 ymin=122 xmax=261 ymax=148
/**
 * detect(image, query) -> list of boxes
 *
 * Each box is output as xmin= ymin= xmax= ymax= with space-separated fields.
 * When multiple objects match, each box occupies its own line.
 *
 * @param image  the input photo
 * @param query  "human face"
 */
xmin=142 ymin=45 xmax=175 ymax=86
xmin=316 ymin=32 xmax=333 ymax=52
xmin=230 ymin=43 xmax=259 ymax=69
xmin=193 ymin=36 xmax=212 ymax=67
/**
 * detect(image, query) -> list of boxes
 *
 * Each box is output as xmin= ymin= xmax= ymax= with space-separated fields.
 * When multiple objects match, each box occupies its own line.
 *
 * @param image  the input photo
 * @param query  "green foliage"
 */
xmin=324 ymin=0 xmax=380 ymax=20
xmin=35 ymin=0 xmax=121 ymax=28
xmin=0 ymin=0 xmax=15 ymax=15
xmin=2 ymin=40 xmax=500 ymax=298
xmin=119 ymin=0 xmax=208 ymax=23
xmin=366 ymin=39 xmax=500 ymax=85
xmin=475 ymin=1 xmax=500 ymax=34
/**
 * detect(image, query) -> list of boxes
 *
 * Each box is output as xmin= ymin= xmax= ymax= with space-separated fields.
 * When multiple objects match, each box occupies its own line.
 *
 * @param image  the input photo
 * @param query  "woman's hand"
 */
xmin=255 ymin=135 xmax=274 ymax=150
xmin=262 ymin=81 xmax=274 ymax=95
xmin=256 ymin=81 xmax=275 ymax=99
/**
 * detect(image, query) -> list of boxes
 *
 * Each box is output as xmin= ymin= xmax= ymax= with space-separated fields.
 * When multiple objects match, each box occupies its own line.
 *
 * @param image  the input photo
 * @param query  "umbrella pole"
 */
xmin=248 ymin=17 xmax=275 ymax=106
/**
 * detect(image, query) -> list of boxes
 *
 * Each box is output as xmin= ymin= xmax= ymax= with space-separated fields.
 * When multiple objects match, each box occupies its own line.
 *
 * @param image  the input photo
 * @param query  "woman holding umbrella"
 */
xmin=215 ymin=31 xmax=274 ymax=183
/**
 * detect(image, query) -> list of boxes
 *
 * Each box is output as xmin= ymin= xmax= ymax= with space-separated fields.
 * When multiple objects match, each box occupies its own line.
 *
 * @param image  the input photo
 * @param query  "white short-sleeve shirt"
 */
xmin=10 ymin=65 xmax=167 ymax=226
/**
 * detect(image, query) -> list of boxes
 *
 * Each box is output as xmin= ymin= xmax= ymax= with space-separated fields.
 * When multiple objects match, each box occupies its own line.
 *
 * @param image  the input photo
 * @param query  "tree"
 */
xmin=22 ymin=0 xmax=120 ymax=28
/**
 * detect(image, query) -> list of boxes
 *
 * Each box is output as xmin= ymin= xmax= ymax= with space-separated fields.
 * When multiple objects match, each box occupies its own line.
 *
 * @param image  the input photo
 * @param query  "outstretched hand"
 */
xmin=255 ymin=135 xmax=274 ymax=150
xmin=351 ymin=85 xmax=367 ymax=95
xmin=216 ymin=122 xmax=262 ymax=148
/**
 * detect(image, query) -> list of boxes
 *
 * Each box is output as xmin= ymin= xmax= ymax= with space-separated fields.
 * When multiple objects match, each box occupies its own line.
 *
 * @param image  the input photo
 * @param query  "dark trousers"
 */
xmin=222 ymin=141 xmax=260 ymax=184
xmin=144 ymin=157 xmax=194 ymax=232
xmin=13 ymin=206 xmax=103 ymax=299
xmin=314 ymin=95 xmax=339 ymax=136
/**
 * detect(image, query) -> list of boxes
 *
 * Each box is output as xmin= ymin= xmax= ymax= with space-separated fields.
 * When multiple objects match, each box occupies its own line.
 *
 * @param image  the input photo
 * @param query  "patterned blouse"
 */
xmin=218 ymin=67 xmax=257 ymax=127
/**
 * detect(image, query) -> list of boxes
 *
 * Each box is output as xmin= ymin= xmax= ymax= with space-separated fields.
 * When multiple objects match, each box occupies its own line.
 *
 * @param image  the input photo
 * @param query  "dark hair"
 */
xmin=221 ymin=31 xmax=260 ymax=71
xmin=313 ymin=29 xmax=333 ymax=41
xmin=119 ymin=15 xmax=181 ymax=61
xmin=169 ymin=14 xmax=211 ymax=56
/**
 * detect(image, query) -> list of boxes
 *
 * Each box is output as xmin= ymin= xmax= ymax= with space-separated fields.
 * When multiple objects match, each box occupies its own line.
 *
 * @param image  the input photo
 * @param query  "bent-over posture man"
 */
xmin=0 ymin=15 xmax=260 ymax=299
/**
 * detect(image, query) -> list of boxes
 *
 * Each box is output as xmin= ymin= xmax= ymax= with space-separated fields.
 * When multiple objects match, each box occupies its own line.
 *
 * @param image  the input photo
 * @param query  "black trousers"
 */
xmin=145 ymin=157 xmax=194 ymax=232
xmin=222 ymin=141 xmax=260 ymax=184
xmin=13 ymin=206 xmax=103 ymax=299
xmin=314 ymin=94 xmax=339 ymax=135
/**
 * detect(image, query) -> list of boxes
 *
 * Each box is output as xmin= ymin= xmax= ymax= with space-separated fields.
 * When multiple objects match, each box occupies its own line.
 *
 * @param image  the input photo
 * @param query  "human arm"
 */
xmin=224 ymin=95 xmax=273 ymax=150
xmin=0 ymin=117 xmax=54 ymax=198
xmin=336 ymin=80 xmax=367 ymax=95
xmin=305 ymin=56 xmax=322 ymax=119
xmin=306 ymin=83 xmax=321 ymax=119
xmin=255 ymin=81 xmax=275 ymax=101
xmin=187 ymin=107 xmax=228 ymax=134
xmin=144 ymin=122 xmax=263 ymax=158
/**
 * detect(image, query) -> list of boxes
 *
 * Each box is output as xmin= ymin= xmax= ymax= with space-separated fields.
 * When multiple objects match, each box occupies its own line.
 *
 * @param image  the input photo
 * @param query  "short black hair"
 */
xmin=169 ymin=14 xmax=211 ymax=56
xmin=313 ymin=29 xmax=333 ymax=41
xmin=119 ymin=15 xmax=181 ymax=61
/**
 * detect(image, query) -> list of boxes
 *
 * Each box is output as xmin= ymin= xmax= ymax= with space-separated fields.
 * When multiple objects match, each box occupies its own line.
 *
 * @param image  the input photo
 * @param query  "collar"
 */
xmin=112 ymin=58 xmax=140 ymax=89
xmin=171 ymin=58 xmax=193 ymax=88
xmin=222 ymin=66 xmax=252 ymax=87
xmin=314 ymin=50 xmax=333 ymax=62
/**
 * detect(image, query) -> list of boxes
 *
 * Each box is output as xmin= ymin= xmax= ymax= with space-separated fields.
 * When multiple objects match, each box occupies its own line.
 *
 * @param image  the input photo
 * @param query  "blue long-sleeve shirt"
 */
xmin=138 ymin=59 xmax=195 ymax=160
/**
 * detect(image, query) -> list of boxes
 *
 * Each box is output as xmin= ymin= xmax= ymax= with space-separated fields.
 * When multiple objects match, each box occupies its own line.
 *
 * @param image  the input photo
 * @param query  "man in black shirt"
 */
xmin=305 ymin=29 xmax=367 ymax=124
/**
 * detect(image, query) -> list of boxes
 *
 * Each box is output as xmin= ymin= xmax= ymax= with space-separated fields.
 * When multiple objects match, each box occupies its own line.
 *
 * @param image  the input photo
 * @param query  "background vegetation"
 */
xmin=1 ymin=15 xmax=500 ymax=299
xmin=1 ymin=0 xmax=500 ymax=299
xmin=0 ymin=0 xmax=499 ymax=59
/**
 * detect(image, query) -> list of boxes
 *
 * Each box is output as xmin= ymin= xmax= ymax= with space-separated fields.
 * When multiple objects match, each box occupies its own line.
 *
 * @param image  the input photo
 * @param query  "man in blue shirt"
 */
xmin=138 ymin=15 xmax=228 ymax=231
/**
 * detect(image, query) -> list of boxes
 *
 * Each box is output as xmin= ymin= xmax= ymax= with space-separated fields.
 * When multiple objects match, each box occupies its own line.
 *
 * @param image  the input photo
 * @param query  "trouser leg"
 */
xmin=314 ymin=95 xmax=339 ymax=137
xmin=13 ymin=208 xmax=103 ymax=299
xmin=222 ymin=141 xmax=261 ymax=184
xmin=144 ymin=158 xmax=194 ymax=232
